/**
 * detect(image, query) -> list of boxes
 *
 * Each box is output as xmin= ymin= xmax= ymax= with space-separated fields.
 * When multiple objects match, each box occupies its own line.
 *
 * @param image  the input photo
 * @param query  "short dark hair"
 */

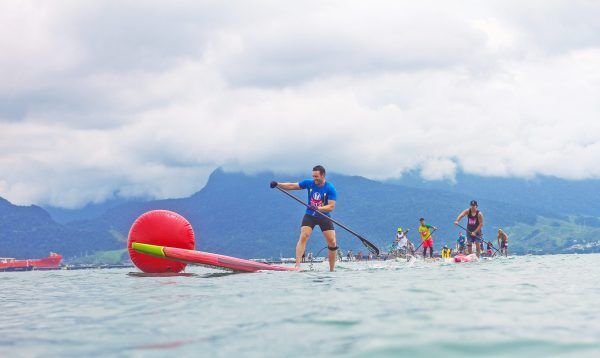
xmin=419 ymin=217 xmax=425 ymax=222
xmin=312 ymin=165 xmax=326 ymax=175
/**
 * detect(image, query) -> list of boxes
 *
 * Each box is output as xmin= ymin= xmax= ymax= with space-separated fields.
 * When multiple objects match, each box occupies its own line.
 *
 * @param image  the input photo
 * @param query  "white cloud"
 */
xmin=1 ymin=1 xmax=600 ymax=207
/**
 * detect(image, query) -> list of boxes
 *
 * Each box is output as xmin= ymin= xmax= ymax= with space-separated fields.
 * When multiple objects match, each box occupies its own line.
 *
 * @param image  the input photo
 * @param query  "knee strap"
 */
xmin=328 ymin=246 xmax=338 ymax=251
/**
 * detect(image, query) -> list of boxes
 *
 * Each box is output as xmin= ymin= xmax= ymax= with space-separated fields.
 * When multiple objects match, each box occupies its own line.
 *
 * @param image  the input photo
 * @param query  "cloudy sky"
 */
xmin=1 ymin=1 xmax=600 ymax=208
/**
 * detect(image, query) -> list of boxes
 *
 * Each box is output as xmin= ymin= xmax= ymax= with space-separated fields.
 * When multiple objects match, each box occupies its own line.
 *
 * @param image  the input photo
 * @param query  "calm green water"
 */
xmin=1 ymin=254 xmax=599 ymax=357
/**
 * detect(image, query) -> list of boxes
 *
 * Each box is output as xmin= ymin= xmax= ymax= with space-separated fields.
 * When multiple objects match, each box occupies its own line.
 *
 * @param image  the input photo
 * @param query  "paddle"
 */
xmin=494 ymin=239 xmax=508 ymax=257
xmin=275 ymin=187 xmax=380 ymax=256
xmin=414 ymin=228 xmax=437 ymax=254
xmin=491 ymin=239 xmax=503 ymax=257
xmin=455 ymin=223 xmax=500 ymax=255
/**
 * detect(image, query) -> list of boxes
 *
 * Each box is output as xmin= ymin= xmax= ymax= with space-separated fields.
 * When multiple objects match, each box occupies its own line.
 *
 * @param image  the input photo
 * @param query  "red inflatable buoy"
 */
xmin=127 ymin=210 xmax=195 ymax=273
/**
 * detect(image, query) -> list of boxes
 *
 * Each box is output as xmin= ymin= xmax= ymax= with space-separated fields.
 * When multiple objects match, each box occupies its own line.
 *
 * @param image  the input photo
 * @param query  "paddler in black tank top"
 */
xmin=454 ymin=200 xmax=484 ymax=257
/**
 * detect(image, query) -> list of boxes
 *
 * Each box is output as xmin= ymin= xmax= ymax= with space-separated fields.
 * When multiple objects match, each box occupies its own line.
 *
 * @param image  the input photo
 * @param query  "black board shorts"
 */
xmin=301 ymin=214 xmax=335 ymax=232
xmin=467 ymin=233 xmax=482 ymax=244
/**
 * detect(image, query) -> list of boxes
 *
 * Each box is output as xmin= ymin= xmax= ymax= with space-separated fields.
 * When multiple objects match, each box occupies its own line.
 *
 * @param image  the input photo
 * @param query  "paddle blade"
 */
xmin=360 ymin=238 xmax=380 ymax=256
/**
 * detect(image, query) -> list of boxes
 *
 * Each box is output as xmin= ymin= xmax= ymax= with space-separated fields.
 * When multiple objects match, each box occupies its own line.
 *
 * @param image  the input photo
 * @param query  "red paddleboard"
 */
xmin=131 ymin=242 xmax=296 ymax=273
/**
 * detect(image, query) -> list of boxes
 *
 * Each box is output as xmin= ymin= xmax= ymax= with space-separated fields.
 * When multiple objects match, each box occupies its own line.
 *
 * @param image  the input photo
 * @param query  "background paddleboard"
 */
xmin=454 ymin=254 xmax=478 ymax=263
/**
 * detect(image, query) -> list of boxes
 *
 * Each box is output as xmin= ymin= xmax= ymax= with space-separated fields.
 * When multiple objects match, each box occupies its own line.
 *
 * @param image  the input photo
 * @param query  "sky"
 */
xmin=1 ymin=0 xmax=600 ymax=208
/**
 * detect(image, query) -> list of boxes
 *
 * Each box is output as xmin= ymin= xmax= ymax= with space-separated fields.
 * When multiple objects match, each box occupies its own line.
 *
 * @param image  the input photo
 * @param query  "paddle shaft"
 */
xmin=414 ymin=228 xmax=437 ymax=253
xmin=456 ymin=223 xmax=500 ymax=254
xmin=275 ymin=187 xmax=379 ymax=256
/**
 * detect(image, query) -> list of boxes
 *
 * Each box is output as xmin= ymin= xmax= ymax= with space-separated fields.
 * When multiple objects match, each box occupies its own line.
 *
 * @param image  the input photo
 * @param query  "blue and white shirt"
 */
xmin=298 ymin=179 xmax=337 ymax=217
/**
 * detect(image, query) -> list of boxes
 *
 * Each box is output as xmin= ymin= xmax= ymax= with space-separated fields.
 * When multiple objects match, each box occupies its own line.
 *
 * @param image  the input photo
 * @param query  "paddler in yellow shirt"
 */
xmin=441 ymin=245 xmax=452 ymax=258
xmin=418 ymin=218 xmax=437 ymax=258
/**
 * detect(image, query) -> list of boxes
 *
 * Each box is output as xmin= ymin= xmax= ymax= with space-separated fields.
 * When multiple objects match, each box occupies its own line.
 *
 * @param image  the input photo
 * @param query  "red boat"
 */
xmin=0 ymin=252 xmax=62 ymax=271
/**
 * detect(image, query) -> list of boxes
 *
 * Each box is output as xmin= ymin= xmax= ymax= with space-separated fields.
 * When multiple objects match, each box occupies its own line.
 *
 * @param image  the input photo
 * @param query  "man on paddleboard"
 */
xmin=441 ymin=245 xmax=452 ymax=258
xmin=485 ymin=241 xmax=493 ymax=256
xmin=456 ymin=232 xmax=466 ymax=254
xmin=454 ymin=200 xmax=484 ymax=257
xmin=394 ymin=227 xmax=409 ymax=257
xmin=419 ymin=218 xmax=437 ymax=258
xmin=270 ymin=165 xmax=338 ymax=271
xmin=497 ymin=229 xmax=508 ymax=256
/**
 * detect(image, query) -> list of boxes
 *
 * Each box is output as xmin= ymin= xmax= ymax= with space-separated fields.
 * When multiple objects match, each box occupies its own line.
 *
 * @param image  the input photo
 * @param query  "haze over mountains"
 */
xmin=2 ymin=169 xmax=600 ymax=261
xmin=389 ymin=172 xmax=600 ymax=217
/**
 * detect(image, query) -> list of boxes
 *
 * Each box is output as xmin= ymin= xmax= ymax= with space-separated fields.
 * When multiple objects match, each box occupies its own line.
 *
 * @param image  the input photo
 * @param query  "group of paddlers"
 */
xmin=391 ymin=223 xmax=509 ymax=259
xmin=271 ymin=165 xmax=510 ymax=272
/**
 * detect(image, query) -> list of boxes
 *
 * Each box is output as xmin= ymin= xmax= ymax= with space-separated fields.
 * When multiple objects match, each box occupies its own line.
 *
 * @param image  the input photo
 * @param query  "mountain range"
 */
xmin=2 ymin=169 xmax=600 ymax=261
xmin=388 ymin=171 xmax=600 ymax=217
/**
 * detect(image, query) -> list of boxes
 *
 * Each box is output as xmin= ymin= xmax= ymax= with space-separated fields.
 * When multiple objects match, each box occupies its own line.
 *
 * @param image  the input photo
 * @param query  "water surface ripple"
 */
xmin=1 ymin=254 xmax=599 ymax=357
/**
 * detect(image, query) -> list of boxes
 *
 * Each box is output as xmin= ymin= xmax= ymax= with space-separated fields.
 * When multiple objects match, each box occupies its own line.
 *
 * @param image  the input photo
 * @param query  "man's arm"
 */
xmin=454 ymin=209 xmax=469 ymax=225
xmin=275 ymin=182 xmax=301 ymax=190
xmin=317 ymin=199 xmax=336 ymax=213
xmin=475 ymin=212 xmax=484 ymax=233
xmin=317 ymin=184 xmax=338 ymax=213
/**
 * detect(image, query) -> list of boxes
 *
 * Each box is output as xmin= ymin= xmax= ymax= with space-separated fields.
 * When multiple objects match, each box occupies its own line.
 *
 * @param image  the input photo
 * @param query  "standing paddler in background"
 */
xmin=407 ymin=240 xmax=416 ymax=256
xmin=454 ymin=200 xmax=484 ymax=257
xmin=456 ymin=232 xmax=466 ymax=254
xmin=485 ymin=241 xmax=493 ymax=256
xmin=497 ymin=229 xmax=509 ymax=256
xmin=394 ymin=227 xmax=409 ymax=257
xmin=270 ymin=165 xmax=338 ymax=271
xmin=418 ymin=218 xmax=437 ymax=259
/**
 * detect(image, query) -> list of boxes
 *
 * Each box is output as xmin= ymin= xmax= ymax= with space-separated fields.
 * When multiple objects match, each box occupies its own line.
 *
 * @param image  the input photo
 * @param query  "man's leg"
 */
xmin=476 ymin=241 xmax=481 ymax=257
xmin=295 ymin=226 xmax=312 ymax=269
xmin=467 ymin=241 xmax=473 ymax=254
xmin=322 ymin=230 xmax=337 ymax=272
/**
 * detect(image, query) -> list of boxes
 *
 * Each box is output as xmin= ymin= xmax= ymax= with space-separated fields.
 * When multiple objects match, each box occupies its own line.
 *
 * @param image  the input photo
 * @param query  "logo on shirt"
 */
xmin=310 ymin=192 xmax=323 ymax=208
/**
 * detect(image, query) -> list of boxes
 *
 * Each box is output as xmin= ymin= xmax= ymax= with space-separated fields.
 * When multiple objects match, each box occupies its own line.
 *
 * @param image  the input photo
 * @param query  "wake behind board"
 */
xmin=131 ymin=242 xmax=296 ymax=273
